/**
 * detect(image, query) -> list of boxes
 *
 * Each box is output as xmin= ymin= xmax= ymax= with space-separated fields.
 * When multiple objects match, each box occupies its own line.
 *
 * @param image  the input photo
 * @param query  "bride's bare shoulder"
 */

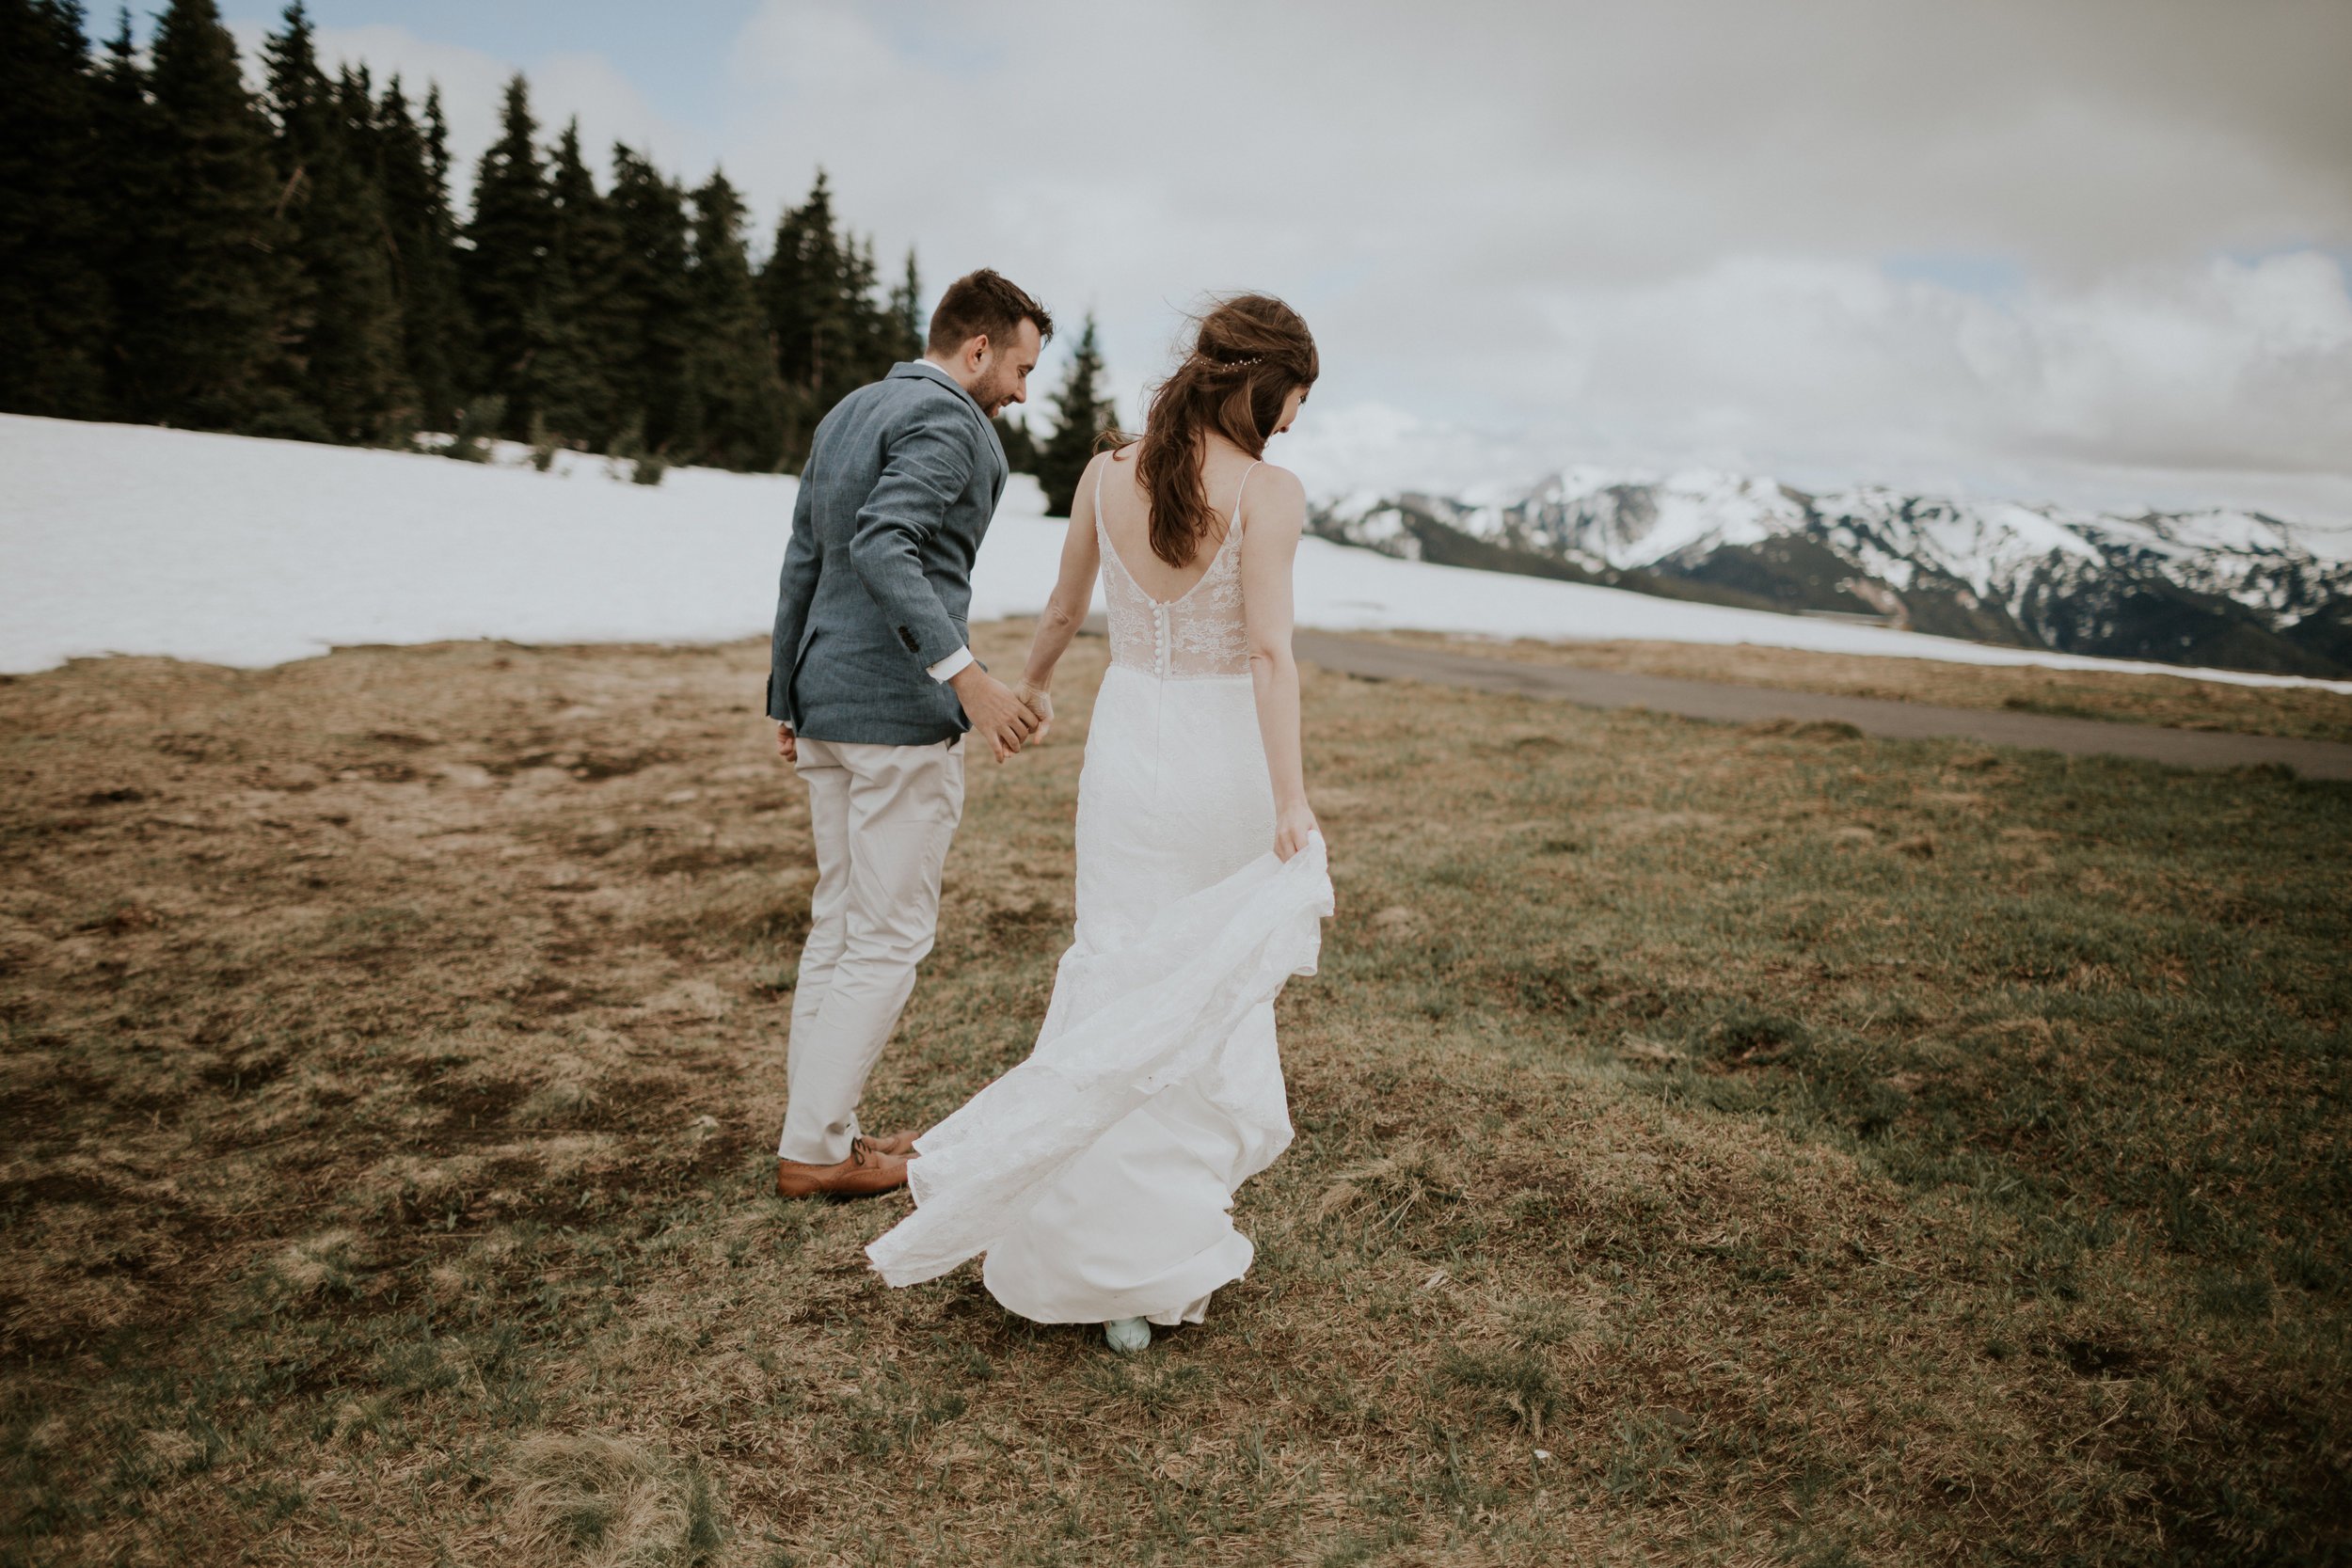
xmin=1080 ymin=446 xmax=1133 ymax=499
xmin=1243 ymin=462 xmax=1307 ymax=510
xmin=1093 ymin=444 xmax=1141 ymax=487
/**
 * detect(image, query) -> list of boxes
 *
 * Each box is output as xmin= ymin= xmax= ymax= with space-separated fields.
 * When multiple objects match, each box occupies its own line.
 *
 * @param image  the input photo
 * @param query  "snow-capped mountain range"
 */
xmin=1311 ymin=470 xmax=2352 ymax=676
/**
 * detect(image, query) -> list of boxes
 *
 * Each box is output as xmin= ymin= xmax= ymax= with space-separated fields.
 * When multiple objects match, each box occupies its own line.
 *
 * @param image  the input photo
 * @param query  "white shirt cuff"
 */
xmin=927 ymin=645 xmax=975 ymax=682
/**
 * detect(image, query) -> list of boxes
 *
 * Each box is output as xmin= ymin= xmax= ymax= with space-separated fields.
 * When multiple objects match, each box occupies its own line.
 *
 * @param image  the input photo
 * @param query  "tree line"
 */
xmin=0 ymin=0 xmax=1120 ymax=488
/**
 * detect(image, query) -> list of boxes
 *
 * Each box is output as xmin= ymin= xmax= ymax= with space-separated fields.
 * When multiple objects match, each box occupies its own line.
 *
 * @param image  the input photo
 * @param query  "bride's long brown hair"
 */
xmin=1111 ymin=294 xmax=1318 ymax=568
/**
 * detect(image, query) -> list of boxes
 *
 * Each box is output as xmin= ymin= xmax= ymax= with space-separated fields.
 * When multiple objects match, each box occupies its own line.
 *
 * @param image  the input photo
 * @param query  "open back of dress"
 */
xmin=867 ymin=458 xmax=1332 ymax=1324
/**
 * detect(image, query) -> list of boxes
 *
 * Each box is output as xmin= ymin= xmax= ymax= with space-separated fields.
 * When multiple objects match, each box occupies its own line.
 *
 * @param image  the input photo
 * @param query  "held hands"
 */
xmin=1012 ymin=679 xmax=1055 ymax=744
xmin=950 ymin=664 xmax=1041 ymax=762
xmin=1274 ymin=800 xmax=1319 ymax=862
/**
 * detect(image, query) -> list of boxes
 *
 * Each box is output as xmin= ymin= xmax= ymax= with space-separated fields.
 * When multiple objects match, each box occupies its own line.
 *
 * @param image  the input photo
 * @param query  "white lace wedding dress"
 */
xmin=867 ymin=462 xmax=1332 ymax=1326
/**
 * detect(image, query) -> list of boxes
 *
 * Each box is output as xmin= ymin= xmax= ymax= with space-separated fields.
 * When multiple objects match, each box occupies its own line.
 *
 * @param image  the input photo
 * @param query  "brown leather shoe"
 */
xmin=775 ymin=1138 xmax=910 ymax=1198
xmin=863 ymin=1129 xmax=921 ymax=1157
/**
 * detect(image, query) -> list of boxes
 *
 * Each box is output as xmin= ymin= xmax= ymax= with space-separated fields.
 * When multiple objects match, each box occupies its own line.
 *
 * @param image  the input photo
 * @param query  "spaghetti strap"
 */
xmin=1093 ymin=453 xmax=1105 ymax=518
xmin=1230 ymin=460 xmax=1262 ymax=533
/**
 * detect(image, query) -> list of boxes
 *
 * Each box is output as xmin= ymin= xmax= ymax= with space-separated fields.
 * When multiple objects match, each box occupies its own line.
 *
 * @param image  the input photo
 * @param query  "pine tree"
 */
xmin=336 ymin=64 xmax=416 ymax=433
xmin=23 ymin=36 xmax=926 ymax=467
xmin=261 ymin=5 xmax=406 ymax=440
xmin=888 ymin=248 xmax=923 ymax=363
xmin=88 ymin=11 xmax=158 ymax=417
xmin=421 ymin=89 xmax=478 ymax=399
xmin=681 ymin=169 xmax=786 ymax=470
xmin=761 ymin=168 xmax=843 ymax=462
xmin=760 ymin=171 xmax=904 ymax=467
xmin=0 ymin=0 xmax=113 ymax=418
xmin=460 ymin=72 xmax=558 ymax=438
xmin=607 ymin=144 xmax=693 ymax=456
xmin=373 ymin=78 xmax=470 ymax=432
xmin=534 ymin=120 xmax=622 ymax=445
xmin=1036 ymin=315 xmax=1116 ymax=516
xmin=842 ymin=233 xmax=894 ymax=386
xmin=993 ymin=412 xmax=1038 ymax=474
xmin=115 ymin=0 xmax=303 ymax=434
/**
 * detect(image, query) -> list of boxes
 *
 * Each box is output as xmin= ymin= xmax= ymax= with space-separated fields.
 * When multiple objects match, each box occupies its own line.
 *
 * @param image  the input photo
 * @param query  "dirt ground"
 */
xmin=1357 ymin=630 xmax=2352 ymax=744
xmin=2 ymin=624 xmax=2344 ymax=1564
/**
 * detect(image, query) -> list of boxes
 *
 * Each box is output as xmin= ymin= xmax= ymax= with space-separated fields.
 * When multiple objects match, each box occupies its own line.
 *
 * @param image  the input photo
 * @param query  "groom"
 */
xmin=767 ymin=269 xmax=1054 ymax=1198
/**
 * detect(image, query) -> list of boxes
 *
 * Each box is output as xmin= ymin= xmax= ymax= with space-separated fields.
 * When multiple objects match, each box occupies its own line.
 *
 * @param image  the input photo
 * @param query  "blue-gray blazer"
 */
xmin=766 ymin=361 xmax=1009 ymax=746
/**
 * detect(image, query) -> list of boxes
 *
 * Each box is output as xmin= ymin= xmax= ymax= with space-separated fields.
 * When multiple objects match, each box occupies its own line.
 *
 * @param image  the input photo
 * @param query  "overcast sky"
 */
xmin=218 ymin=1 xmax=2352 ymax=529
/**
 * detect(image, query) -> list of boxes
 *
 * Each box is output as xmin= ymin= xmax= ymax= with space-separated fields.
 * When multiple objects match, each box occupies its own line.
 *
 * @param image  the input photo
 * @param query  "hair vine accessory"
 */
xmin=1206 ymin=355 xmax=1263 ymax=370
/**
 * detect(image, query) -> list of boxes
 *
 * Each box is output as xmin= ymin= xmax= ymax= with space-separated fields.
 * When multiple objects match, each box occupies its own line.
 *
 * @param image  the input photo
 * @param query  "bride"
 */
xmin=866 ymin=295 xmax=1333 ymax=1352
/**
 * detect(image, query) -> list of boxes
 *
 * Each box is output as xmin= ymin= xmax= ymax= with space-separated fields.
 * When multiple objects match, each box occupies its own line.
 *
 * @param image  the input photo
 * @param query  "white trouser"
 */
xmin=777 ymin=735 xmax=965 ymax=1164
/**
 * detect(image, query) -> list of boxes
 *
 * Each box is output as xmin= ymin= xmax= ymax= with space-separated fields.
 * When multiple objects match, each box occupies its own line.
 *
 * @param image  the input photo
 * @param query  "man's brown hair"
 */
xmin=926 ymin=269 xmax=1055 ymax=356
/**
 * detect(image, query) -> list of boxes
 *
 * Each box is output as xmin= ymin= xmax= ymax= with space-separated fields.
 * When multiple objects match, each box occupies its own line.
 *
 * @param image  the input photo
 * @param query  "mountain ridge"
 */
xmin=1311 ymin=471 xmax=2352 ymax=677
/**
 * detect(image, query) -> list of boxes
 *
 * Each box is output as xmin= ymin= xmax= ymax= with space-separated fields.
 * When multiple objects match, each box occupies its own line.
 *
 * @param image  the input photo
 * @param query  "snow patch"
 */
xmin=6 ymin=415 xmax=2348 ymax=697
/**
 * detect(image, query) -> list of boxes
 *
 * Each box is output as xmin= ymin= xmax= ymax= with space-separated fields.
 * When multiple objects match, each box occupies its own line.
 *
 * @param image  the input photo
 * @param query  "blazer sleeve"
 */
xmin=848 ymin=396 xmax=982 ymax=670
xmin=767 ymin=474 xmax=821 ymax=723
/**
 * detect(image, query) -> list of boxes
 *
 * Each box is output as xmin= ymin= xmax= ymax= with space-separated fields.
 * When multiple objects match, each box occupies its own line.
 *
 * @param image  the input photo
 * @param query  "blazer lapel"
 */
xmin=985 ymin=418 xmax=1009 ymax=507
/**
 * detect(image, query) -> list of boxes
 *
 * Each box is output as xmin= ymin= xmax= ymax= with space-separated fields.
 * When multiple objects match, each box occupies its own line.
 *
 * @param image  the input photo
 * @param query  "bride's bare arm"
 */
xmin=1239 ymin=466 xmax=1318 ymax=860
xmin=1015 ymin=451 xmax=1106 ymax=736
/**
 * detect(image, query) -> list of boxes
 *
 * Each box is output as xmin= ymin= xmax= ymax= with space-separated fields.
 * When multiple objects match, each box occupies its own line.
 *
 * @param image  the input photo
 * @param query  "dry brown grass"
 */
xmin=0 ymin=623 xmax=2344 ymax=1565
xmin=501 ymin=1433 xmax=721 ymax=1566
xmin=1356 ymin=629 xmax=2352 ymax=744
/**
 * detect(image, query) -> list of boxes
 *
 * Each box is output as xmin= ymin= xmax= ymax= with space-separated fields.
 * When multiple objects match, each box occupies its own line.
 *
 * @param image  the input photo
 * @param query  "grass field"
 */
xmin=1357 ymin=631 xmax=2352 ymax=746
xmin=1 ymin=623 xmax=2345 ymax=1565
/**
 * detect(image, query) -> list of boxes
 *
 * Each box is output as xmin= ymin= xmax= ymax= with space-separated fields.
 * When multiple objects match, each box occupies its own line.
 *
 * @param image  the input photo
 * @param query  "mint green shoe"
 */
xmin=1104 ymin=1317 xmax=1151 ymax=1354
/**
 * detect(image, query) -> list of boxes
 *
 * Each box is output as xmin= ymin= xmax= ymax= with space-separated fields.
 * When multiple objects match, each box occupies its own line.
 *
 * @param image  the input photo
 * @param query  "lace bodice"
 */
xmin=1097 ymin=460 xmax=1257 ymax=679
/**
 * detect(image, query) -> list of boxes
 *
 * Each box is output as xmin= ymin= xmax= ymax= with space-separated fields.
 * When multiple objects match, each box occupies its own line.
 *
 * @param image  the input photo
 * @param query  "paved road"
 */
xmin=1292 ymin=631 xmax=2352 ymax=781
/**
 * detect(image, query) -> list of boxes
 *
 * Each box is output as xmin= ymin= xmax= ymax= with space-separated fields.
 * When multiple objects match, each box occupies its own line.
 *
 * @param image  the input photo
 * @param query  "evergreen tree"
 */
xmin=607 ymin=144 xmax=693 ymax=455
xmin=1035 ymin=315 xmax=1116 ymax=516
xmin=993 ymin=412 xmax=1038 ymax=474
xmin=460 ymin=72 xmax=559 ymax=438
xmin=17 ymin=35 xmax=921 ymax=469
xmin=759 ymin=170 xmax=902 ymax=467
xmin=681 ymin=169 xmax=787 ymax=470
xmin=115 ymin=0 xmax=302 ymax=433
xmin=843 ymin=233 xmax=893 ymax=382
xmin=888 ymin=248 xmax=923 ymax=363
xmin=373 ymin=78 xmax=470 ymax=432
xmin=761 ymin=168 xmax=843 ymax=461
xmin=421 ymin=89 xmax=479 ymax=404
xmin=337 ymin=64 xmax=417 ymax=433
xmin=0 ymin=0 xmax=113 ymax=418
xmin=534 ymin=120 xmax=623 ymax=444
xmin=88 ymin=11 xmax=159 ymax=416
xmin=261 ymin=5 xmax=406 ymax=440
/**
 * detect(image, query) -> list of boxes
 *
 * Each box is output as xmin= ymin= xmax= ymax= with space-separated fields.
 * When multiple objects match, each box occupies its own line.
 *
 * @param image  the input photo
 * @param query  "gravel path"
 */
xmin=1293 ymin=632 xmax=2352 ymax=781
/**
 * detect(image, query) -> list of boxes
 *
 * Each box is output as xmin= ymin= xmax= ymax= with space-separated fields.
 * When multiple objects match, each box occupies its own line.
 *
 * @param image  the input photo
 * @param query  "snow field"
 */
xmin=6 ymin=415 xmax=2348 ymax=696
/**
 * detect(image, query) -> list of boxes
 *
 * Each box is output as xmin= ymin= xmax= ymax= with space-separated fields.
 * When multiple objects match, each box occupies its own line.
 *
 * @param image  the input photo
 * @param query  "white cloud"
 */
xmin=1276 ymin=404 xmax=1537 ymax=504
xmin=230 ymin=0 xmax=2352 ymax=521
xmin=1512 ymin=250 xmax=2352 ymax=477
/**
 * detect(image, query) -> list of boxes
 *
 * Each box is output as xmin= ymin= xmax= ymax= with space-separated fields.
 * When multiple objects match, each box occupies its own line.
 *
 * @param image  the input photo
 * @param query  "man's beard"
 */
xmin=972 ymin=362 xmax=1019 ymax=416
